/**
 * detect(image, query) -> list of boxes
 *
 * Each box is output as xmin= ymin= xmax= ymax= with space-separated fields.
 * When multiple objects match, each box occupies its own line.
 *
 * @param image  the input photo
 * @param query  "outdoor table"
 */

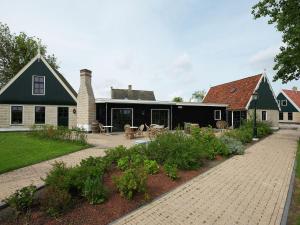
xmin=128 ymin=126 xmax=138 ymax=139
xmin=102 ymin=125 xmax=113 ymax=135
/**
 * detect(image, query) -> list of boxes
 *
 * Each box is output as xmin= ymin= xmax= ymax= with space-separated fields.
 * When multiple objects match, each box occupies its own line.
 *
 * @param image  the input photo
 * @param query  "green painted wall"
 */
xmin=0 ymin=59 xmax=76 ymax=105
xmin=277 ymin=93 xmax=298 ymax=112
xmin=248 ymin=77 xmax=279 ymax=110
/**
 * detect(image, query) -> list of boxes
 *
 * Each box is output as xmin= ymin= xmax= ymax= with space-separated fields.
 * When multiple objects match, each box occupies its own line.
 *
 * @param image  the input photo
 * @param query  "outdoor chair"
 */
xmin=99 ymin=123 xmax=106 ymax=134
xmin=124 ymin=124 xmax=132 ymax=138
xmin=135 ymin=124 xmax=144 ymax=137
xmin=216 ymin=120 xmax=228 ymax=132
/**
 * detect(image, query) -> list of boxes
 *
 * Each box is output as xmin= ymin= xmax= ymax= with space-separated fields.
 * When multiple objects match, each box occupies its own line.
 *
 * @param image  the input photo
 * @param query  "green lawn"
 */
xmin=287 ymin=140 xmax=300 ymax=225
xmin=0 ymin=132 xmax=89 ymax=174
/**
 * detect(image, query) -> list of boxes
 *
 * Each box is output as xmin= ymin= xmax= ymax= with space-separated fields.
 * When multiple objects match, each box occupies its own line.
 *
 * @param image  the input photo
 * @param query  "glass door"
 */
xmin=111 ymin=108 xmax=133 ymax=132
xmin=151 ymin=109 xmax=169 ymax=128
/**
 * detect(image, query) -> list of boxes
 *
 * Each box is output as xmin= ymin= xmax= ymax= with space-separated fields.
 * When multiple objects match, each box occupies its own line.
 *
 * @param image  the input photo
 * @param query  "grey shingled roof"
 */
xmin=111 ymin=88 xmax=156 ymax=101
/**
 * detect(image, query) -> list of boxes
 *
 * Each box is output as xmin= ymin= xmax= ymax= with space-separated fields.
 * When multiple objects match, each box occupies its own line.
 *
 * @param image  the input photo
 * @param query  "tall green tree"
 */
xmin=252 ymin=0 xmax=300 ymax=83
xmin=172 ymin=96 xmax=183 ymax=102
xmin=0 ymin=22 xmax=59 ymax=88
xmin=190 ymin=90 xmax=206 ymax=102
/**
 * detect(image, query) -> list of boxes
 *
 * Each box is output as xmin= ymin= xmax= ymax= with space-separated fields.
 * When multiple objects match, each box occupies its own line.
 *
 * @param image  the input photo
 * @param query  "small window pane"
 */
xmin=214 ymin=110 xmax=221 ymax=120
xmin=11 ymin=106 xmax=23 ymax=124
xmin=279 ymin=112 xmax=283 ymax=120
xmin=262 ymin=111 xmax=267 ymax=121
xmin=35 ymin=106 xmax=45 ymax=124
xmin=33 ymin=76 xmax=45 ymax=95
xmin=288 ymin=112 xmax=293 ymax=121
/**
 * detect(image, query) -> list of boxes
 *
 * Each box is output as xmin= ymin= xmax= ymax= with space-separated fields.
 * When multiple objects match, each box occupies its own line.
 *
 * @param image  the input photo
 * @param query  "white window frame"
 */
xmin=34 ymin=105 xmax=46 ymax=124
xmin=214 ymin=110 xmax=222 ymax=120
xmin=281 ymin=100 xmax=287 ymax=106
xmin=10 ymin=105 xmax=24 ymax=125
xmin=151 ymin=109 xmax=170 ymax=128
xmin=32 ymin=75 xmax=45 ymax=95
xmin=261 ymin=110 xmax=268 ymax=121
xmin=111 ymin=108 xmax=134 ymax=129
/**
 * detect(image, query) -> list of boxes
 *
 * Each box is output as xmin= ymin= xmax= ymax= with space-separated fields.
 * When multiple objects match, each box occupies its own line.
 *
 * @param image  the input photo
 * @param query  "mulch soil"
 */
xmin=0 ymin=158 xmax=225 ymax=225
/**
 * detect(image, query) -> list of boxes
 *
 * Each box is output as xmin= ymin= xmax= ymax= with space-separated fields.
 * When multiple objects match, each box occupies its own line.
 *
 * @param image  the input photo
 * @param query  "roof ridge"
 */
xmin=210 ymin=73 xmax=262 ymax=88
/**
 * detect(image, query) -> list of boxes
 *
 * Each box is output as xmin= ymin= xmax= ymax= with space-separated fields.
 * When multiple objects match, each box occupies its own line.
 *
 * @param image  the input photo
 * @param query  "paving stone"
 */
xmin=112 ymin=130 xmax=299 ymax=225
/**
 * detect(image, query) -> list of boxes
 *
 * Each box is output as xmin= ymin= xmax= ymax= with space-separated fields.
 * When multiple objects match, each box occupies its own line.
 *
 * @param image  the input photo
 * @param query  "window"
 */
xmin=281 ymin=100 xmax=287 ymax=106
xmin=32 ymin=75 xmax=45 ymax=95
xmin=214 ymin=110 xmax=222 ymax=120
xmin=11 ymin=106 xmax=23 ymax=124
xmin=151 ymin=109 xmax=169 ymax=128
xmin=261 ymin=111 xmax=267 ymax=121
xmin=35 ymin=106 xmax=45 ymax=124
xmin=279 ymin=112 xmax=283 ymax=120
xmin=288 ymin=112 xmax=293 ymax=121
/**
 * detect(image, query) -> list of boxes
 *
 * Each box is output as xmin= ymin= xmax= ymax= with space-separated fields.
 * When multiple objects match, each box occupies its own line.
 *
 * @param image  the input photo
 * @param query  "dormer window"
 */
xmin=32 ymin=75 xmax=45 ymax=95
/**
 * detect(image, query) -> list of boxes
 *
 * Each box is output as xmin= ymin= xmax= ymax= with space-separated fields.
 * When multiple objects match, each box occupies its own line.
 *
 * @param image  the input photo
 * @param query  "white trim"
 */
xmin=150 ymin=109 xmax=170 ymax=128
xmin=0 ymin=55 xmax=40 ymax=95
xmin=245 ymin=74 xmax=280 ymax=111
xmin=0 ymin=54 xmax=77 ymax=103
xmin=40 ymin=57 xmax=77 ymax=102
xmin=281 ymin=99 xmax=287 ymax=106
xmin=214 ymin=110 xmax=222 ymax=120
xmin=111 ymin=108 xmax=133 ymax=131
xmin=32 ymin=75 xmax=45 ymax=95
xmin=95 ymin=98 xmax=227 ymax=107
xmin=280 ymin=91 xmax=300 ymax=112
xmin=34 ymin=105 xmax=46 ymax=124
xmin=10 ymin=105 xmax=24 ymax=125
xmin=245 ymin=74 xmax=264 ymax=110
xmin=261 ymin=110 xmax=267 ymax=121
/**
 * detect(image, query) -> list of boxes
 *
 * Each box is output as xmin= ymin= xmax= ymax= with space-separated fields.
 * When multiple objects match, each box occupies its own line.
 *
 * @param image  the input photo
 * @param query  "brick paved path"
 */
xmin=113 ymin=129 xmax=299 ymax=225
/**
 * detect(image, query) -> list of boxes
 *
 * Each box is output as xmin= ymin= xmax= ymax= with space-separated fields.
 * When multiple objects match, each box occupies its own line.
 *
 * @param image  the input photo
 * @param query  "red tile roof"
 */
xmin=203 ymin=74 xmax=263 ymax=110
xmin=282 ymin=89 xmax=300 ymax=110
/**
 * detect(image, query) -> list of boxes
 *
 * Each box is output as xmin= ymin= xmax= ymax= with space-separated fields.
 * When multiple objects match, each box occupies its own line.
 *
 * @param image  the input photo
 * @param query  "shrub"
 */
xmin=225 ymin=120 xmax=272 ymax=143
xmin=41 ymin=186 xmax=72 ymax=217
xmin=117 ymin=156 xmax=130 ymax=171
xmin=114 ymin=167 xmax=147 ymax=200
xmin=82 ymin=177 xmax=107 ymax=204
xmin=30 ymin=125 xmax=87 ymax=144
xmin=43 ymin=161 xmax=71 ymax=191
xmin=144 ymin=160 xmax=159 ymax=174
xmin=5 ymin=185 xmax=37 ymax=213
xmin=145 ymin=131 xmax=207 ymax=170
xmin=219 ymin=136 xmax=245 ymax=155
xmin=164 ymin=163 xmax=178 ymax=180
xmin=257 ymin=122 xmax=273 ymax=138
xmin=105 ymin=145 xmax=128 ymax=164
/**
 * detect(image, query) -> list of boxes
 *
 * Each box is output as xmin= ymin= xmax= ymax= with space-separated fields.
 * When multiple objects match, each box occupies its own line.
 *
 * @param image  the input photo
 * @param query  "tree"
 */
xmin=0 ymin=22 xmax=59 ymax=88
xmin=252 ymin=0 xmax=300 ymax=83
xmin=172 ymin=96 xmax=183 ymax=102
xmin=190 ymin=90 xmax=206 ymax=102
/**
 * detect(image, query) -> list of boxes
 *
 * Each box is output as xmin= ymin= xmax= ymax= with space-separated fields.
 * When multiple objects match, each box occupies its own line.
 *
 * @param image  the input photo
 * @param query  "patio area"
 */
xmin=87 ymin=132 xmax=150 ymax=149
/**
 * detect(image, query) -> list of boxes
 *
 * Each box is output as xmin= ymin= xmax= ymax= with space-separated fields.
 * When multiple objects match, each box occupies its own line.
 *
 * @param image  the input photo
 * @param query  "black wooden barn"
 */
xmin=95 ymin=99 xmax=227 ymax=132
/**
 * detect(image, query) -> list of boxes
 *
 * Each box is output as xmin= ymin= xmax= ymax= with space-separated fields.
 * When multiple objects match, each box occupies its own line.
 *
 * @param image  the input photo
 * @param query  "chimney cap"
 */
xmin=80 ymin=69 xmax=92 ymax=74
xmin=128 ymin=84 xmax=132 ymax=90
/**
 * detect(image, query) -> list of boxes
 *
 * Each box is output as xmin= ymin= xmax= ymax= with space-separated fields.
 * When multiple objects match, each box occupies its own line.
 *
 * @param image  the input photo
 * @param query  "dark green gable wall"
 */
xmin=0 ymin=59 xmax=76 ymax=105
xmin=277 ymin=93 xmax=298 ymax=112
xmin=248 ymin=77 xmax=279 ymax=110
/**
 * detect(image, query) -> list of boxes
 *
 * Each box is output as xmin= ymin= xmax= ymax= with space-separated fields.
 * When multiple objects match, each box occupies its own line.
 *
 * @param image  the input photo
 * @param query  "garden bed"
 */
xmin=0 ymin=159 xmax=225 ymax=225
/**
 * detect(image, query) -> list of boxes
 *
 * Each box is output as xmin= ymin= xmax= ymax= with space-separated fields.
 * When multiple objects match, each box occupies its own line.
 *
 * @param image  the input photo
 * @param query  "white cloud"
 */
xmin=249 ymin=45 xmax=280 ymax=66
xmin=171 ymin=53 xmax=193 ymax=74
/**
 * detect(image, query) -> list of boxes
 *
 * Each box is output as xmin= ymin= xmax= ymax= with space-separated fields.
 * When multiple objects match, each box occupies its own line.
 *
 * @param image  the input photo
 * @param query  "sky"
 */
xmin=1 ymin=0 xmax=299 ymax=101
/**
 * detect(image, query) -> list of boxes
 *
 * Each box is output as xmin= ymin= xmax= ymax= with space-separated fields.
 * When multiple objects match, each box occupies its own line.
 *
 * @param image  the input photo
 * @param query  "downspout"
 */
xmin=105 ymin=103 xmax=108 ymax=126
xmin=171 ymin=105 xmax=173 ymax=130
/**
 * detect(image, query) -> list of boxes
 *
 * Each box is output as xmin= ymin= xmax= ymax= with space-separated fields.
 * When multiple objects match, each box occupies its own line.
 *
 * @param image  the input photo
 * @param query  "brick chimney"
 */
xmin=77 ymin=69 xmax=96 ymax=131
xmin=128 ymin=84 xmax=132 ymax=90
